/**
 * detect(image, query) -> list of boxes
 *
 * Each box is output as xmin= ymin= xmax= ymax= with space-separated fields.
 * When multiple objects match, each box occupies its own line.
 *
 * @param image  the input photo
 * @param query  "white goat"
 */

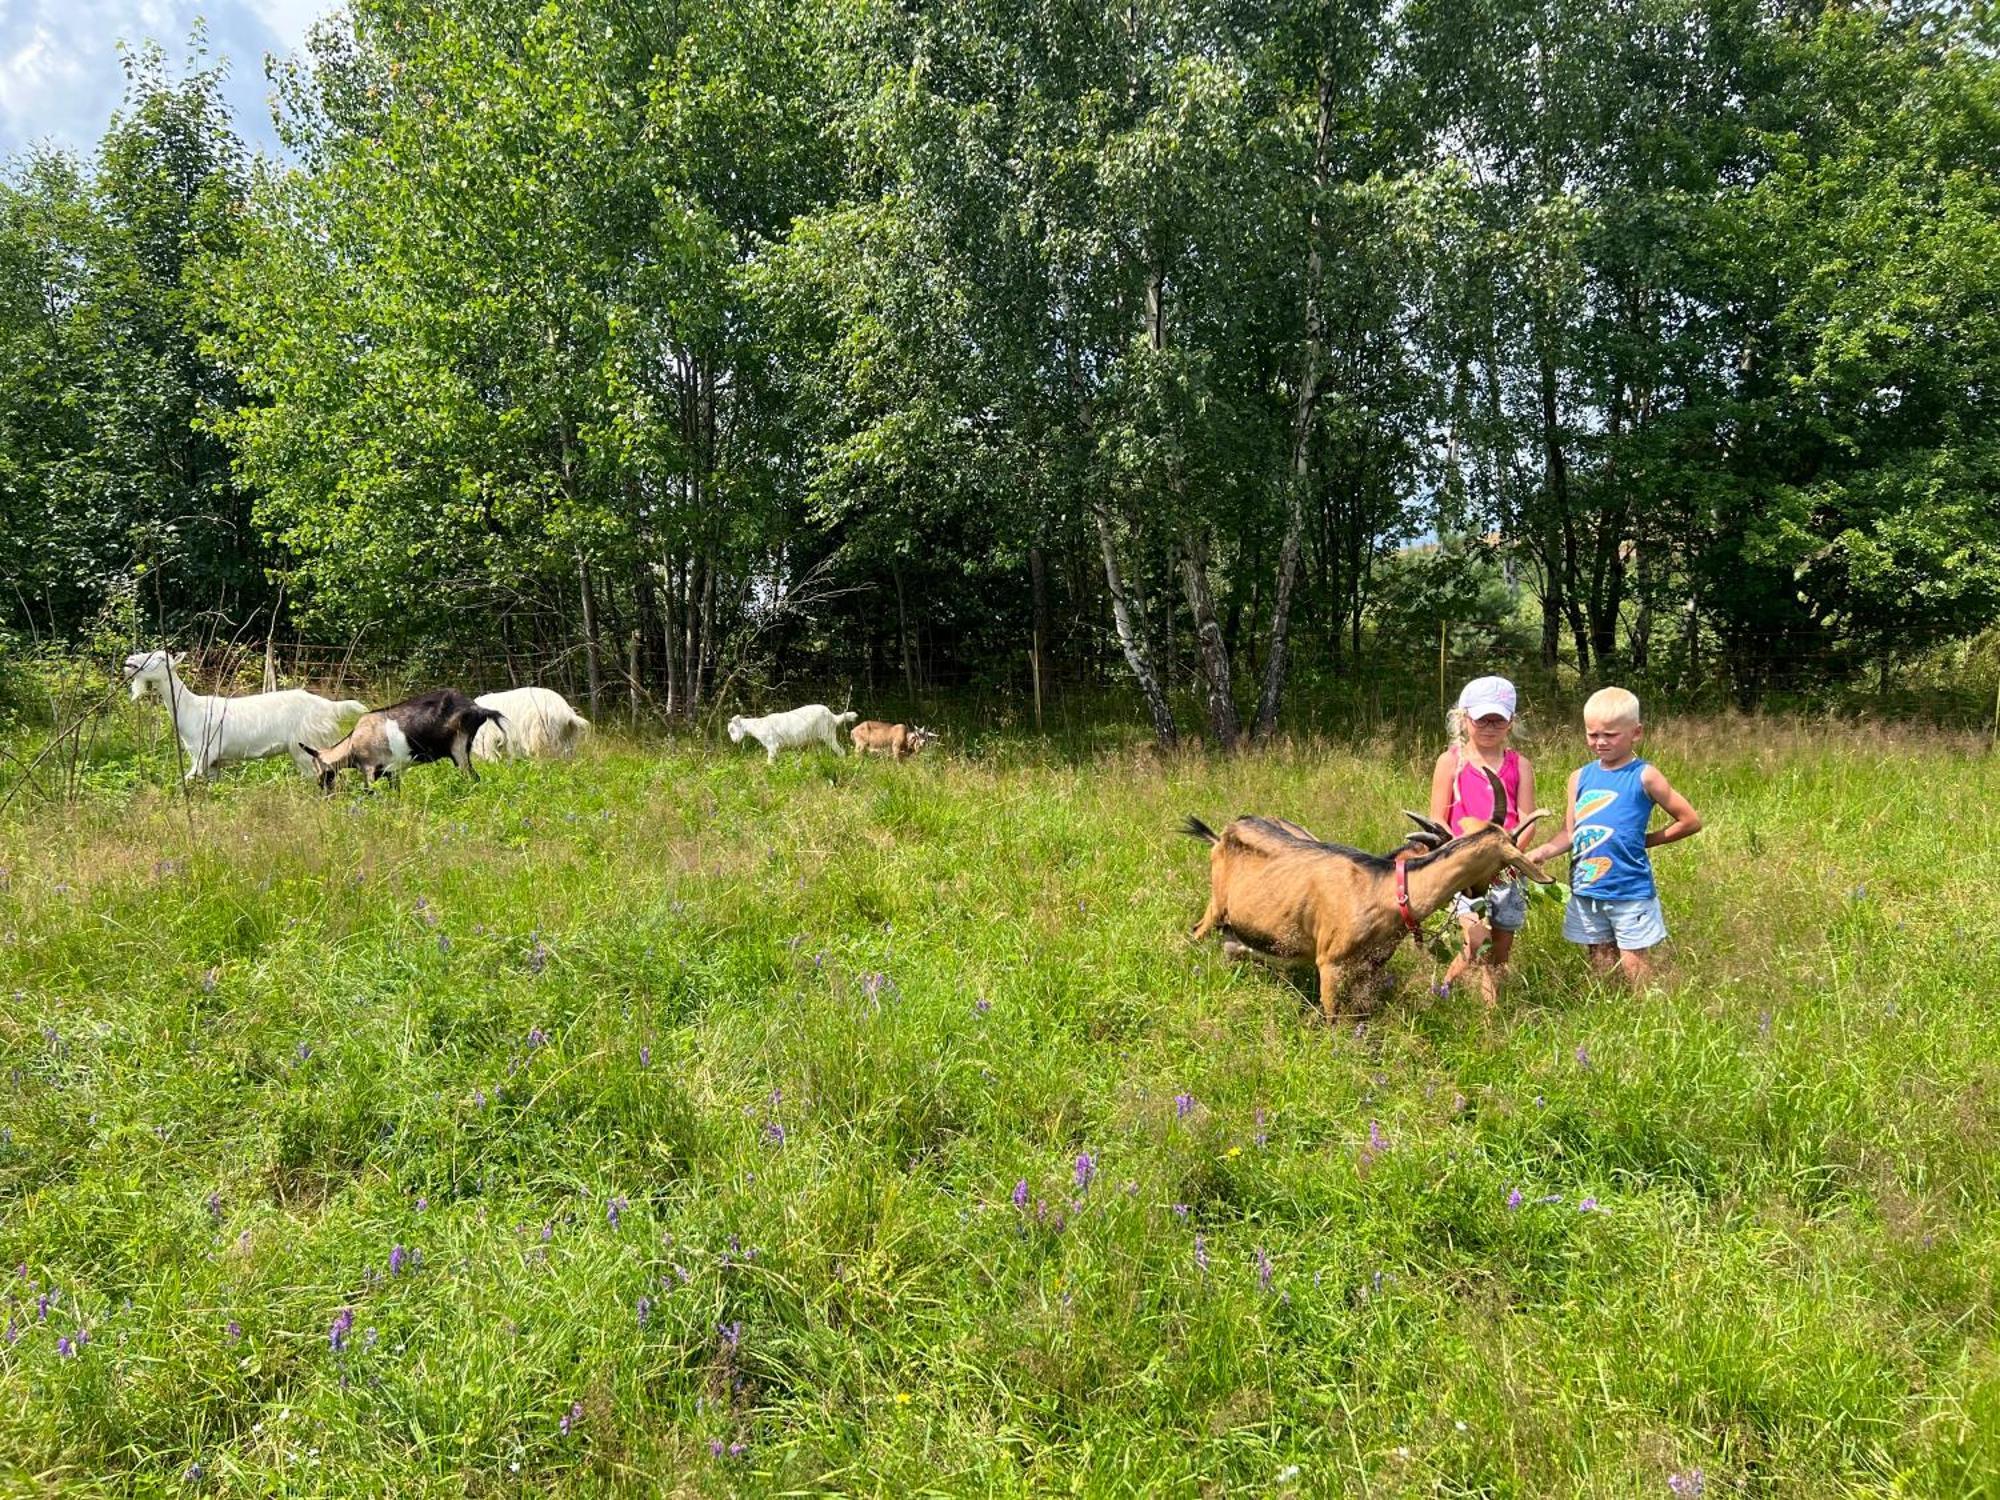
xmin=726 ymin=704 xmax=858 ymax=763
xmin=471 ymin=686 xmax=590 ymax=761
xmin=122 ymin=650 xmax=367 ymax=782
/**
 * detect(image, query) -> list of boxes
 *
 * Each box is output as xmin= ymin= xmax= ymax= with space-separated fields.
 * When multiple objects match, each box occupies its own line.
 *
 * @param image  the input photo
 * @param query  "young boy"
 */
xmin=1524 ymin=687 xmax=1702 ymax=985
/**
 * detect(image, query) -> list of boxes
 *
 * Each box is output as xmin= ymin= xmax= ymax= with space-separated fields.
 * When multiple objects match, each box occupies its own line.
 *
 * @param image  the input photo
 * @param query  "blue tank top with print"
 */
xmin=1569 ymin=758 xmax=1655 ymax=901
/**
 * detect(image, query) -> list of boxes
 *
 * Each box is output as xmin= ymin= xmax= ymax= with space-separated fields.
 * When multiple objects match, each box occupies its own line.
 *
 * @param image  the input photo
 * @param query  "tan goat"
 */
xmin=848 ymin=720 xmax=936 ymax=760
xmin=1183 ymin=771 xmax=1552 ymax=1021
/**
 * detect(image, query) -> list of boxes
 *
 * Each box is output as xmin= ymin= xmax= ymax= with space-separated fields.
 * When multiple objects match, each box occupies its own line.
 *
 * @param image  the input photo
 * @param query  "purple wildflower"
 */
xmin=709 ymin=1439 xmax=726 ymax=1458
xmin=1368 ymin=1119 xmax=1387 ymax=1153
xmin=1073 ymin=1152 xmax=1096 ymax=1192
xmin=206 ymin=1191 xmax=223 ymax=1223
xmin=728 ymin=1442 xmax=748 ymax=1458
xmin=1576 ymin=1045 xmax=1591 ymax=1068
xmin=1172 ymin=1203 xmax=1189 ymax=1220
xmin=1174 ymin=1093 xmax=1195 ymax=1119
xmin=416 ymin=1197 xmax=428 ymax=1212
xmin=1668 ymin=1472 xmax=1705 ymax=1498
xmin=528 ymin=1027 xmax=548 ymax=1049
xmin=1255 ymin=1108 xmax=1269 ymax=1147
xmin=56 ymin=1335 xmax=73 ymax=1357
xmin=328 ymin=1307 xmax=354 ymax=1352
xmin=295 ymin=1042 xmax=312 ymax=1063
xmin=1506 ymin=1188 xmax=1523 ymax=1211
xmin=974 ymin=997 xmax=991 ymax=1015
xmin=637 ymin=1295 xmax=652 ymax=1328
xmin=763 ymin=1121 xmax=786 ymax=1146
xmin=184 ymin=1462 xmax=203 ymax=1482
xmin=1579 ymin=1197 xmax=1599 ymax=1213
xmin=226 ymin=1321 xmax=242 ymax=1341
xmin=36 ymin=1292 xmax=49 ymax=1322
xmin=718 ymin=1320 xmax=742 ymax=1349
xmin=1194 ymin=1235 xmax=1209 ymax=1275
xmin=1012 ymin=1179 xmax=1029 ymax=1210
xmin=1256 ymin=1246 xmax=1274 ymax=1292
xmin=607 ymin=1196 xmax=629 ymax=1228
xmin=639 ymin=1046 xmax=650 ymax=1068
xmin=559 ymin=1400 xmax=583 ymax=1436
xmin=472 ymin=1087 xmax=487 ymax=1109
xmin=390 ymin=1245 xmax=407 ymax=1276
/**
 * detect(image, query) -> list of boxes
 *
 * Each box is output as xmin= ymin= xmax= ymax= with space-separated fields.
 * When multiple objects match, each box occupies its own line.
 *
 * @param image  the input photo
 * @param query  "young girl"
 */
xmin=1427 ymin=675 xmax=1536 ymax=1008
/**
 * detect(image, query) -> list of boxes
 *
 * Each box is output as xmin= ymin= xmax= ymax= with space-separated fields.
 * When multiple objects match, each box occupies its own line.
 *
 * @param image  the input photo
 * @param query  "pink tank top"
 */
xmin=1449 ymin=748 xmax=1521 ymax=835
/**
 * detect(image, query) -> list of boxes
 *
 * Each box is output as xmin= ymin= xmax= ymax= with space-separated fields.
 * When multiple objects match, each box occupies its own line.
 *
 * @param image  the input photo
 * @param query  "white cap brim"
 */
xmin=1461 ymin=699 xmax=1512 ymax=720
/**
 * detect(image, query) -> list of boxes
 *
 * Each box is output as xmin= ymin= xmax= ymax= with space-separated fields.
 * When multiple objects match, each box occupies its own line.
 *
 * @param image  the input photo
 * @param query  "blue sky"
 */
xmin=0 ymin=0 xmax=327 ymax=165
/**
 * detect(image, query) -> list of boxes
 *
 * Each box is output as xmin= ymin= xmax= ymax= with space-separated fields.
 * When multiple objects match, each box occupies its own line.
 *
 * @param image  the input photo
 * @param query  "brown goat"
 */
xmin=848 ymin=720 xmax=935 ymax=760
xmin=1183 ymin=772 xmax=1552 ymax=1021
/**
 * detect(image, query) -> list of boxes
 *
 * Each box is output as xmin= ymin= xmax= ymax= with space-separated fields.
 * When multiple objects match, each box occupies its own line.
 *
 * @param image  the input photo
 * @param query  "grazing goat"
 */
xmin=299 ymin=690 xmax=505 ymax=792
xmin=726 ymin=704 xmax=857 ymax=763
xmin=848 ymin=720 xmax=936 ymax=760
xmin=123 ymin=650 xmax=367 ymax=782
xmin=471 ymin=686 xmax=590 ymax=761
xmin=1183 ymin=770 xmax=1552 ymax=1022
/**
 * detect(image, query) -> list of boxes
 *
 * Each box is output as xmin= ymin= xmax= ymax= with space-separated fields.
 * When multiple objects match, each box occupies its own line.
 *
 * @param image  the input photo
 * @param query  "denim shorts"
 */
xmin=1562 ymin=894 xmax=1668 ymax=951
xmin=1451 ymin=880 xmax=1527 ymax=932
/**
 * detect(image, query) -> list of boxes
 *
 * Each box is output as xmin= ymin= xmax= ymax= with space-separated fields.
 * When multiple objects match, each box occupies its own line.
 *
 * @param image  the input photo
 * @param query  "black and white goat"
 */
xmin=299 ymin=690 xmax=505 ymax=792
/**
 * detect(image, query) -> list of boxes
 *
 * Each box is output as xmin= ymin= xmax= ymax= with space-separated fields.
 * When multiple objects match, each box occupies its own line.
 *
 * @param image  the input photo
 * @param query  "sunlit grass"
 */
xmin=1 ymin=709 xmax=1996 ymax=1494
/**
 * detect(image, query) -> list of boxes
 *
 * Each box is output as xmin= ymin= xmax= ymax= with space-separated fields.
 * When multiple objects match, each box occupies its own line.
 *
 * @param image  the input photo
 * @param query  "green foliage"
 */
xmin=3 ymin=0 xmax=1995 ymax=723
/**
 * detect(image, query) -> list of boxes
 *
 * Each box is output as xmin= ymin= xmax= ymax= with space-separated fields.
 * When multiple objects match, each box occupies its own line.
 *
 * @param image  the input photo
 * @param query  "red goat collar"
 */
xmin=1393 ymin=852 xmax=1424 ymax=943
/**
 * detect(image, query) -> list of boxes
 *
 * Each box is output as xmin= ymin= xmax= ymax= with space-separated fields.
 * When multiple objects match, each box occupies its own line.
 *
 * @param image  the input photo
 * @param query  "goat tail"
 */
xmin=1180 ymin=815 xmax=1220 ymax=845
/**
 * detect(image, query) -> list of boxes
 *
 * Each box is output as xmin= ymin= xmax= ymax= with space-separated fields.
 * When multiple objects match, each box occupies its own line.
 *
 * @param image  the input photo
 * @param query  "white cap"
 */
xmin=1456 ymin=675 xmax=1517 ymax=721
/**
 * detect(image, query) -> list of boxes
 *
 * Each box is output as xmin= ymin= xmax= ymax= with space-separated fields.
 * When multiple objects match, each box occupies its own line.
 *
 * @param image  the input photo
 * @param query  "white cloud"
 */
xmin=0 ymin=0 xmax=331 ymax=166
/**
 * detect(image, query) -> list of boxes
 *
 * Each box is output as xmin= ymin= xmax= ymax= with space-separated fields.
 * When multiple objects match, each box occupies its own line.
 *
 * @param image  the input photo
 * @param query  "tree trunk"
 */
xmin=894 ymin=565 xmax=916 ymax=697
xmin=1093 ymin=501 xmax=1177 ymax=746
xmin=1029 ymin=543 xmax=1051 ymax=692
xmin=1536 ymin=346 xmax=1572 ymax=672
xmin=578 ymin=552 xmax=603 ymax=720
xmin=1254 ymin=63 xmax=1334 ymax=744
xmin=1180 ymin=528 xmax=1240 ymax=749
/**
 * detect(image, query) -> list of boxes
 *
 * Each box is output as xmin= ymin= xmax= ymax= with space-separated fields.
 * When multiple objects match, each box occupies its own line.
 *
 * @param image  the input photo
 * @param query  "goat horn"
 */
xmin=1512 ymin=809 xmax=1553 ymax=844
xmin=1402 ymin=809 xmax=1451 ymax=840
xmin=1482 ymin=766 xmax=1509 ymax=828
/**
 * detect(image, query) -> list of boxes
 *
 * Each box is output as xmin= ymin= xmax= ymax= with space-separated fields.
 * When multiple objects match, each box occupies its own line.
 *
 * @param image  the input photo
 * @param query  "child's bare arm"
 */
xmin=1429 ymin=751 xmax=1456 ymax=828
xmin=1515 ymin=757 xmax=1536 ymax=827
xmin=1524 ymin=767 xmax=1579 ymax=863
xmin=1641 ymin=766 xmax=1702 ymax=847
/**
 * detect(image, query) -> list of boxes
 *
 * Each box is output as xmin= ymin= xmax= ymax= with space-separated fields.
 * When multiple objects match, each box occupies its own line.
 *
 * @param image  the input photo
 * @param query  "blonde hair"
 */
xmin=1584 ymin=686 xmax=1642 ymax=727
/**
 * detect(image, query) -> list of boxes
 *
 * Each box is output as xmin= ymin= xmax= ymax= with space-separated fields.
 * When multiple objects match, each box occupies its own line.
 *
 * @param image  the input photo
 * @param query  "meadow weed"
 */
xmin=0 ymin=709 xmax=1995 ymax=1493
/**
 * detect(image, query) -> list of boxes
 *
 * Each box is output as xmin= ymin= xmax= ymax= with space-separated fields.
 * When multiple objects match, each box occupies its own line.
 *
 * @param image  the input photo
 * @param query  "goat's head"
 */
xmin=726 ymin=715 xmax=747 ymax=744
xmin=1451 ymin=767 xmax=1555 ymax=883
xmin=297 ymin=742 xmax=339 ymax=794
xmin=910 ymin=725 xmax=938 ymax=753
xmin=121 ymin=650 xmax=181 ymax=700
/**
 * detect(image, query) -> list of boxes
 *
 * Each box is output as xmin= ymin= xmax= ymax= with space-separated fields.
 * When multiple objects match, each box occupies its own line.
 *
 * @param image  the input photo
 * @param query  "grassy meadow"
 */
xmin=1 ymin=705 xmax=1996 ymax=1495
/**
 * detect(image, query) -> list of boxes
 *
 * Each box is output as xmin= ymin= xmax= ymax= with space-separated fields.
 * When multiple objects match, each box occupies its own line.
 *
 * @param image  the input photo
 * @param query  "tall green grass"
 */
xmin=1 ymin=711 xmax=1995 ymax=1495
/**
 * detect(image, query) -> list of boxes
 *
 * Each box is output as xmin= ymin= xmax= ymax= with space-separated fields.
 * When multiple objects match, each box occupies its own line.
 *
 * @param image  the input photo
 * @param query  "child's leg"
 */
xmin=1443 ymin=911 xmax=1489 ymax=990
xmin=1478 ymin=928 xmax=1516 ymax=1007
xmin=1586 ymin=943 xmax=1620 ymax=976
xmin=1617 ymin=946 xmax=1655 ymax=985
